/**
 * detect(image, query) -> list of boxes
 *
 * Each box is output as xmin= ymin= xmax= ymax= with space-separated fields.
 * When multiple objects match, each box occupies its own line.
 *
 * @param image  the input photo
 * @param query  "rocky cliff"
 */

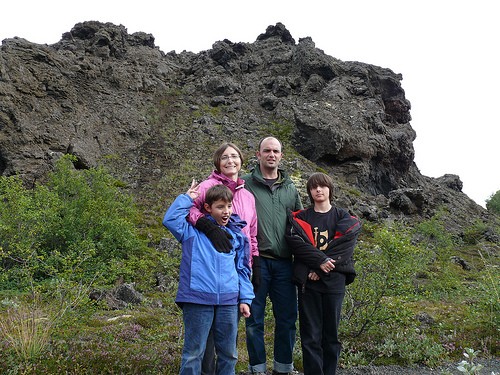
xmin=0 ymin=21 xmax=495 ymax=237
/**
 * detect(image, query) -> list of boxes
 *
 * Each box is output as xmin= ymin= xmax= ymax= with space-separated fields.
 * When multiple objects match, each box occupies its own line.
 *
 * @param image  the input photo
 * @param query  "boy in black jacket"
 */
xmin=285 ymin=173 xmax=361 ymax=375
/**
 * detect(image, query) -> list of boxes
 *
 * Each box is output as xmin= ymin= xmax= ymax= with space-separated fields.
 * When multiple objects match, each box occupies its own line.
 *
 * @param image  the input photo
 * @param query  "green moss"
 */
xmin=463 ymin=219 xmax=489 ymax=244
xmin=258 ymin=119 xmax=294 ymax=147
xmin=192 ymin=104 xmax=224 ymax=118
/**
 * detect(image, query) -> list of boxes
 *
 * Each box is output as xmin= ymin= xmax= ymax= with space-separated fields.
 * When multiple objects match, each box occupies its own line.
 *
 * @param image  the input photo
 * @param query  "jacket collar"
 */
xmin=252 ymin=165 xmax=289 ymax=186
xmin=209 ymin=170 xmax=245 ymax=193
xmin=205 ymin=213 xmax=247 ymax=233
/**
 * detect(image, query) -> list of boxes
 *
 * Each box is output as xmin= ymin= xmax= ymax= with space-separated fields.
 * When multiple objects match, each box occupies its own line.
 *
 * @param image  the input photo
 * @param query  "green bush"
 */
xmin=339 ymin=217 xmax=499 ymax=365
xmin=463 ymin=220 xmax=489 ymax=245
xmin=376 ymin=327 xmax=446 ymax=366
xmin=0 ymin=155 xmax=148 ymax=289
xmin=486 ymin=190 xmax=500 ymax=215
xmin=414 ymin=211 xmax=454 ymax=250
xmin=341 ymin=222 xmax=431 ymax=350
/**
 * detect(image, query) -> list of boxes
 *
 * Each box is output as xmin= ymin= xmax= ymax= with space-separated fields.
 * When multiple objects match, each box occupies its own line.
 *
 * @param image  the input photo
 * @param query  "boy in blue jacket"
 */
xmin=163 ymin=180 xmax=254 ymax=375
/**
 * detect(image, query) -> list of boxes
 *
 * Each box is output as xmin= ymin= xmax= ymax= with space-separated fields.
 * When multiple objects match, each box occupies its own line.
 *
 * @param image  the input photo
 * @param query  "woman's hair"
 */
xmin=205 ymin=184 xmax=233 ymax=205
xmin=306 ymin=172 xmax=335 ymax=204
xmin=213 ymin=142 xmax=244 ymax=172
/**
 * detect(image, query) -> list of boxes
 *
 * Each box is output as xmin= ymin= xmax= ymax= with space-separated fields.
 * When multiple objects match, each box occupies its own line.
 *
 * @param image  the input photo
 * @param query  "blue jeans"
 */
xmin=181 ymin=303 xmax=238 ymax=375
xmin=245 ymin=257 xmax=297 ymax=373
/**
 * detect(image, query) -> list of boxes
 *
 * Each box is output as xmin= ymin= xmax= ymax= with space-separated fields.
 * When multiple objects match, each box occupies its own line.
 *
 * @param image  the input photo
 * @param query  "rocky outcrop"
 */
xmin=89 ymin=283 xmax=144 ymax=310
xmin=0 ymin=21 xmax=495 ymax=237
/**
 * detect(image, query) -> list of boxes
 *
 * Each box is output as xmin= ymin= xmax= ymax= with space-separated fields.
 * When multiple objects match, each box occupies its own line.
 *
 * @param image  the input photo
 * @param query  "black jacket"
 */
xmin=285 ymin=207 xmax=361 ymax=288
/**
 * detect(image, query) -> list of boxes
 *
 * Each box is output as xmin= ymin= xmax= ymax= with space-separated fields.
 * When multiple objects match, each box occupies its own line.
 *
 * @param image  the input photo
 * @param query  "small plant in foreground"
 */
xmin=0 ymin=303 xmax=52 ymax=362
xmin=456 ymin=348 xmax=484 ymax=374
xmin=0 ymin=278 xmax=93 ymax=364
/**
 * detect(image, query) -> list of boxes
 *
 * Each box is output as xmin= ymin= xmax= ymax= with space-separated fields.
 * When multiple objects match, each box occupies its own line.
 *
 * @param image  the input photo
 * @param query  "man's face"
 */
xmin=204 ymin=199 xmax=233 ymax=226
xmin=257 ymin=138 xmax=282 ymax=170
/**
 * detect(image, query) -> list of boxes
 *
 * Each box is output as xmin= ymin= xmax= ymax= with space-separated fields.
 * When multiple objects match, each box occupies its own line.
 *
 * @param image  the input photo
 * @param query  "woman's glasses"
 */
xmin=220 ymin=154 xmax=240 ymax=161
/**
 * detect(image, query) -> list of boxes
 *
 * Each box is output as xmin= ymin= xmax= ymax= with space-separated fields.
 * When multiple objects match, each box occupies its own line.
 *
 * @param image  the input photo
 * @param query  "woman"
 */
xmin=188 ymin=142 xmax=260 ymax=375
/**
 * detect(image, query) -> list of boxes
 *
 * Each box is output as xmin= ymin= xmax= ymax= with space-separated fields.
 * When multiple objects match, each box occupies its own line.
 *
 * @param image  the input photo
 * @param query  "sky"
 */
xmin=1 ymin=0 xmax=498 ymax=207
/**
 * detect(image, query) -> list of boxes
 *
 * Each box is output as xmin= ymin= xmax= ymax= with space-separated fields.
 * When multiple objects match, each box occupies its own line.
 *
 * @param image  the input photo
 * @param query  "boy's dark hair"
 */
xmin=306 ymin=172 xmax=335 ymax=204
xmin=213 ymin=142 xmax=244 ymax=172
xmin=205 ymin=184 xmax=233 ymax=206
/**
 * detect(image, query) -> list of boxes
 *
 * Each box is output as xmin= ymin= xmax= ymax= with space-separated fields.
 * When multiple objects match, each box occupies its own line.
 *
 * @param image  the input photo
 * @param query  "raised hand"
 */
xmin=186 ymin=179 xmax=200 ymax=200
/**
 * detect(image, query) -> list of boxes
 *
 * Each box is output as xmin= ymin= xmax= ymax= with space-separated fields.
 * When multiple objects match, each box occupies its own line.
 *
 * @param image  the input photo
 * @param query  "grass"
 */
xmin=0 ymin=305 xmax=52 ymax=363
xmin=1 ymin=244 xmax=497 ymax=374
xmin=0 ymin=212 xmax=498 ymax=374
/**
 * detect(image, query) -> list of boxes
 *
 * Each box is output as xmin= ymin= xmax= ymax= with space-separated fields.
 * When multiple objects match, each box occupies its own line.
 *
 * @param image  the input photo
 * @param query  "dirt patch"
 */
xmin=240 ymin=358 xmax=500 ymax=375
xmin=337 ymin=358 xmax=500 ymax=374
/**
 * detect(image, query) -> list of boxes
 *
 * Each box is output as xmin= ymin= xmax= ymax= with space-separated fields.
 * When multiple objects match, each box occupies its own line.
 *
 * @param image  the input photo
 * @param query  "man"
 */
xmin=242 ymin=136 xmax=303 ymax=375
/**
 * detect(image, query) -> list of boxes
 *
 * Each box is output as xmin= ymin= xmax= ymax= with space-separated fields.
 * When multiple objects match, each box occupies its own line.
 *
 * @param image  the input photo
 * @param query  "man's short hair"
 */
xmin=257 ymin=136 xmax=283 ymax=152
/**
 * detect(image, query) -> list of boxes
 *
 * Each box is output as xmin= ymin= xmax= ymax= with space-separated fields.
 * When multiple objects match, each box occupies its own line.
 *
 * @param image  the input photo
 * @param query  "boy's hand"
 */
xmin=186 ymin=179 xmax=200 ymax=200
xmin=240 ymin=303 xmax=251 ymax=318
xmin=320 ymin=258 xmax=335 ymax=273
xmin=195 ymin=216 xmax=232 ymax=253
xmin=308 ymin=271 xmax=320 ymax=281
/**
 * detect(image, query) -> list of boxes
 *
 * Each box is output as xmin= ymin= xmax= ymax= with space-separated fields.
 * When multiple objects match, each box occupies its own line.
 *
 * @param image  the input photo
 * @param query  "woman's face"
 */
xmin=219 ymin=146 xmax=241 ymax=180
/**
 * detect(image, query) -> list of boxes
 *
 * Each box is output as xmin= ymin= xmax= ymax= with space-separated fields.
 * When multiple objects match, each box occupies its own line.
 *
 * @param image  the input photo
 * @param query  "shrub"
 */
xmin=342 ymin=223 xmax=429 ymax=338
xmin=377 ymin=328 xmax=446 ymax=366
xmin=486 ymin=190 xmax=500 ymax=215
xmin=415 ymin=211 xmax=454 ymax=250
xmin=0 ymin=155 xmax=148 ymax=289
xmin=463 ymin=220 xmax=489 ymax=245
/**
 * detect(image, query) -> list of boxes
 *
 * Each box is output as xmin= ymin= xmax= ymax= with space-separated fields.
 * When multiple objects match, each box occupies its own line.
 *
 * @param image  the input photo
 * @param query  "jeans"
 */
xmin=298 ymin=288 xmax=345 ymax=375
xmin=245 ymin=257 xmax=297 ymax=373
xmin=181 ymin=303 xmax=238 ymax=375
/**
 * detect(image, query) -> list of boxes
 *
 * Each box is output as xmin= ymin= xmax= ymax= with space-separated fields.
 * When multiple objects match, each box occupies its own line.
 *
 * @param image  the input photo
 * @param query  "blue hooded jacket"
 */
xmin=163 ymin=193 xmax=254 ymax=307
